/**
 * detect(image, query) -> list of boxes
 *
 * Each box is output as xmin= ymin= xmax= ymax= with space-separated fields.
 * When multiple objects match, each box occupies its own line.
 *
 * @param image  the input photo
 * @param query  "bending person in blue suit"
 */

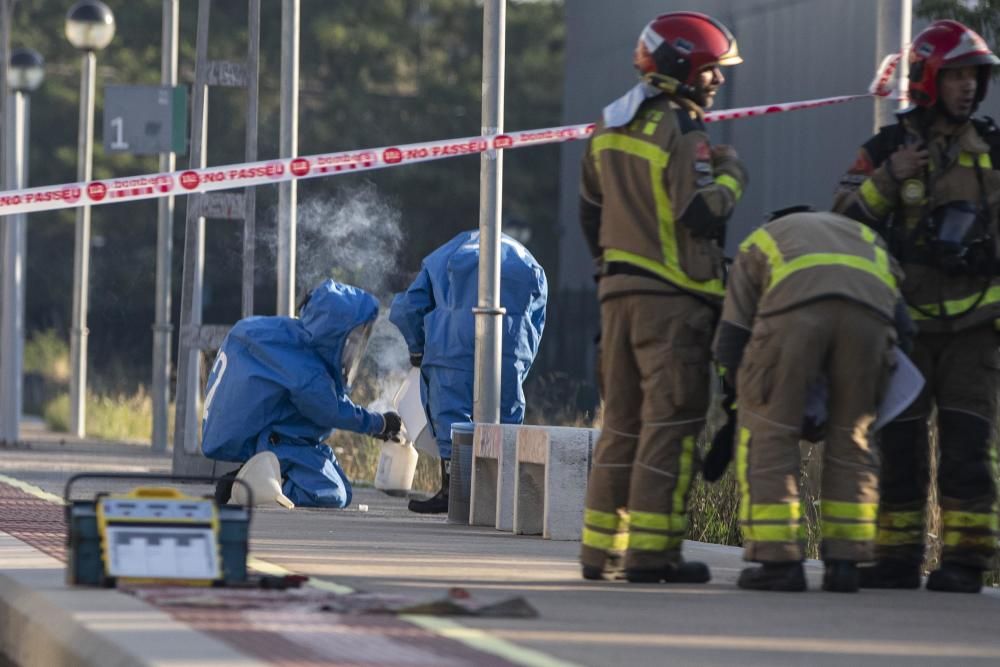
xmin=203 ymin=279 xmax=402 ymax=509
xmin=390 ymin=231 xmax=548 ymax=513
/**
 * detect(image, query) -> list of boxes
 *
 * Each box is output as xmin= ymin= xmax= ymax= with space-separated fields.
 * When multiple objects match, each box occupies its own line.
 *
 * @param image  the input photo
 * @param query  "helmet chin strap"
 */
xmin=642 ymin=72 xmax=702 ymax=106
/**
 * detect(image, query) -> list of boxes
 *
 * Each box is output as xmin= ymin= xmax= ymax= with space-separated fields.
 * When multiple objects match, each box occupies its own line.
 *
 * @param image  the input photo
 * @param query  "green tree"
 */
xmin=9 ymin=0 xmax=565 ymax=392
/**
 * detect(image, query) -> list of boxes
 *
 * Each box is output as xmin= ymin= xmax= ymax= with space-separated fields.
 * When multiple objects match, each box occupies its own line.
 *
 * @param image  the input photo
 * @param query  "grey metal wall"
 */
xmin=545 ymin=0 xmax=903 ymax=389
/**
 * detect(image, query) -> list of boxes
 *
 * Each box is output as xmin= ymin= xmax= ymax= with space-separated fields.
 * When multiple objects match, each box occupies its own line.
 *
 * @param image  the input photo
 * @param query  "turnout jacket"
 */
xmin=832 ymin=108 xmax=1000 ymax=332
xmin=580 ymin=93 xmax=748 ymax=303
xmin=714 ymin=211 xmax=907 ymax=372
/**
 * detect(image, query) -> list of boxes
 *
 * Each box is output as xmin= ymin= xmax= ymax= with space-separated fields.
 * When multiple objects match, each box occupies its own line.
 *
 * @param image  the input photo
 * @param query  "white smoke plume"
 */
xmin=292 ymin=182 xmax=404 ymax=297
xmin=365 ymin=312 xmax=412 ymax=413
xmin=268 ymin=183 xmax=415 ymax=410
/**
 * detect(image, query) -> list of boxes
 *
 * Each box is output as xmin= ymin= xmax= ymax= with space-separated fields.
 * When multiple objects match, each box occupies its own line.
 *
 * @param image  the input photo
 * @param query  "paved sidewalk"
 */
xmin=0 ymin=426 xmax=998 ymax=666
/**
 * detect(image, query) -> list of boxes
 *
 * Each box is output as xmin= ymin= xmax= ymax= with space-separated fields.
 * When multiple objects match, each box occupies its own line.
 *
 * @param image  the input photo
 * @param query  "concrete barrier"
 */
xmin=469 ymin=423 xmax=598 ymax=538
xmin=469 ymin=423 xmax=518 ymax=530
xmin=513 ymin=426 xmax=597 ymax=541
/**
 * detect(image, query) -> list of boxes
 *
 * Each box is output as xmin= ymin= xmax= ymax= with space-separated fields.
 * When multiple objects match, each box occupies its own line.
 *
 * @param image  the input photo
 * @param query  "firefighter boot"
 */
xmin=408 ymin=459 xmax=449 ymax=514
xmin=822 ymin=560 xmax=860 ymax=593
xmin=582 ymin=554 xmax=625 ymax=581
xmin=737 ymin=562 xmax=807 ymax=592
xmin=858 ymin=559 xmax=921 ymax=589
xmin=625 ymin=561 xmax=711 ymax=584
xmin=926 ymin=563 xmax=983 ymax=594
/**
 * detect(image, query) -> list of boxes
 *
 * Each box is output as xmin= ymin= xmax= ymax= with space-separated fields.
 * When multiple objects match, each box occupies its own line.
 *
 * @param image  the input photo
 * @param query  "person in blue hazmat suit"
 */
xmin=202 ymin=279 xmax=402 ymax=508
xmin=390 ymin=231 xmax=548 ymax=514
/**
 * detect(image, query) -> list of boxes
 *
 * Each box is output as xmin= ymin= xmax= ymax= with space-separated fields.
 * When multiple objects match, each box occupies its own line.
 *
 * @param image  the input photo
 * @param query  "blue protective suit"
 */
xmin=201 ymin=280 xmax=385 ymax=508
xmin=389 ymin=231 xmax=547 ymax=459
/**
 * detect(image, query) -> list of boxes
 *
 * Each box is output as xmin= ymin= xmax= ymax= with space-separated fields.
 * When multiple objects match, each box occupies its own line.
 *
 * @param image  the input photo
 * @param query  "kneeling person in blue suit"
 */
xmin=390 ymin=231 xmax=547 ymax=514
xmin=202 ymin=279 xmax=401 ymax=508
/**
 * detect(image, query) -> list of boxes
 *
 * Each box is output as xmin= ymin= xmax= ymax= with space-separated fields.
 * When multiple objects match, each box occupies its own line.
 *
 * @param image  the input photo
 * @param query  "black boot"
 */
xmin=858 ymin=559 xmax=921 ymax=589
xmin=625 ymin=561 xmax=711 ymax=584
xmin=408 ymin=459 xmax=450 ymax=514
xmin=926 ymin=563 xmax=983 ymax=593
xmin=822 ymin=560 xmax=860 ymax=593
xmin=738 ymin=562 xmax=807 ymax=592
xmin=582 ymin=554 xmax=625 ymax=581
xmin=214 ymin=468 xmax=241 ymax=505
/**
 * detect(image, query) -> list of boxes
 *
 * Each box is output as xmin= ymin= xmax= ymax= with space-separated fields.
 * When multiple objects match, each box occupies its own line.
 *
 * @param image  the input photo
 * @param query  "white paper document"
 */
xmin=803 ymin=348 xmax=924 ymax=433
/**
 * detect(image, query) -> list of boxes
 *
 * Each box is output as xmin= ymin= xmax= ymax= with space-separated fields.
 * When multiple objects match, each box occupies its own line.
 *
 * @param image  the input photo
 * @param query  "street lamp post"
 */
xmin=65 ymin=0 xmax=114 ymax=438
xmin=0 ymin=48 xmax=44 ymax=445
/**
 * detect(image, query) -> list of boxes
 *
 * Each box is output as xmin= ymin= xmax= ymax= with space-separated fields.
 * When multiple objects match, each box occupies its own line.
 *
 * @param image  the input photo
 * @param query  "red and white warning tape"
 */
xmin=0 ymin=55 xmax=899 ymax=218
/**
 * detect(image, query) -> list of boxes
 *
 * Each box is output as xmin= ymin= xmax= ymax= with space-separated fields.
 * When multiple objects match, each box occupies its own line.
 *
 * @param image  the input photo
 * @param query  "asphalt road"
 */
xmin=1 ymin=426 xmax=999 ymax=667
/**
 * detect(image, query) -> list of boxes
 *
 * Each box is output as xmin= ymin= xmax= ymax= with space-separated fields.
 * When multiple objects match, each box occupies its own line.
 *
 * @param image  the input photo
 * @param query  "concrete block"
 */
xmin=513 ymin=426 xmax=598 ymax=541
xmin=469 ymin=423 xmax=518 ymax=530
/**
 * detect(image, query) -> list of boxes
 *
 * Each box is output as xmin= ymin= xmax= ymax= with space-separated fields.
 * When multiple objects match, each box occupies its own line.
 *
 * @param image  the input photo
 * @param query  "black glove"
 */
xmin=801 ymin=415 xmax=827 ymax=444
xmin=703 ymin=413 xmax=736 ymax=482
xmin=703 ymin=381 xmax=737 ymax=482
xmin=376 ymin=411 xmax=402 ymax=441
xmin=409 ymin=353 xmax=423 ymax=368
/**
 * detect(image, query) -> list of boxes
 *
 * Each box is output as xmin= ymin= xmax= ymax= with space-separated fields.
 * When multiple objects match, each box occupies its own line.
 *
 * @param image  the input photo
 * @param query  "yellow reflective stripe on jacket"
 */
xmin=741 ymin=227 xmax=896 ymax=292
xmin=592 ymin=133 xmax=669 ymax=168
xmin=582 ymin=527 xmax=628 ymax=552
xmin=909 ymin=285 xmax=1000 ymax=320
xmin=603 ymin=248 xmax=725 ymax=296
xmin=941 ymin=510 xmax=999 ymax=531
xmin=584 ymin=508 xmax=627 ymax=531
xmin=715 ymin=173 xmax=743 ymax=200
xmin=958 ymin=151 xmax=992 ymax=169
xmin=771 ymin=253 xmax=896 ymax=290
xmin=860 ymin=178 xmax=893 ymax=217
xmin=593 ymin=132 xmax=725 ymax=298
xmin=822 ymin=501 xmax=879 ymax=521
xmin=822 ymin=521 xmax=877 ymax=541
xmin=671 ymin=435 xmax=695 ymax=515
xmin=630 ymin=511 xmax=687 ymax=533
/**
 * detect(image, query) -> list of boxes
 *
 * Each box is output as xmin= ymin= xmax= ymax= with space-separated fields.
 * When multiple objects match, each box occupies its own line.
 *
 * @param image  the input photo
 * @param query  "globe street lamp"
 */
xmin=66 ymin=0 xmax=114 ymax=438
xmin=0 ymin=47 xmax=44 ymax=445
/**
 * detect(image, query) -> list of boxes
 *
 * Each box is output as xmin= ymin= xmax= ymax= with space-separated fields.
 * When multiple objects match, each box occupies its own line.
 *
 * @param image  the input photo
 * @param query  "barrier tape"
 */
xmin=0 ymin=55 xmax=899 ymax=218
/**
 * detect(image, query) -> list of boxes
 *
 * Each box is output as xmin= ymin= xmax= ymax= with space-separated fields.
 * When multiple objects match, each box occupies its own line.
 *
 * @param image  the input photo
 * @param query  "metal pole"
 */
xmin=899 ymin=0 xmax=912 ymax=110
xmin=242 ymin=0 xmax=260 ymax=318
xmin=70 ymin=50 xmax=96 ymax=438
xmin=14 ymin=92 xmax=26 ymax=429
xmin=472 ymin=0 xmax=505 ymax=425
xmin=875 ymin=0 xmax=893 ymax=131
xmin=277 ymin=0 xmax=299 ymax=316
xmin=152 ymin=0 xmax=179 ymax=452
xmin=0 ymin=92 xmax=25 ymax=445
xmin=0 ymin=0 xmax=9 ymax=190
xmin=0 ymin=0 xmax=12 ymax=442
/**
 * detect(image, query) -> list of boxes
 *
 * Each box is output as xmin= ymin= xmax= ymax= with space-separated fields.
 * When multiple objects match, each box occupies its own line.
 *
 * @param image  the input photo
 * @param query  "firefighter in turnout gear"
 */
xmin=833 ymin=20 xmax=1000 ymax=593
xmin=711 ymin=209 xmax=911 ymax=592
xmin=578 ymin=11 xmax=747 ymax=583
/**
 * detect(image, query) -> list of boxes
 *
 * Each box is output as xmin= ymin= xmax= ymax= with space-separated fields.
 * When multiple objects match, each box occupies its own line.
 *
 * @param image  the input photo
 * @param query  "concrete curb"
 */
xmin=0 ymin=532 xmax=268 ymax=667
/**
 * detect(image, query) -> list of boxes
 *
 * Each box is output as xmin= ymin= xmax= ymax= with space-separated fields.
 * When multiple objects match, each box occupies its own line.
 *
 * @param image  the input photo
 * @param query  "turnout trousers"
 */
xmin=875 ymin=324 xmax=1000 ymax=569
xmin=737 ymin=300 xmax=894 ymax=563
xmin=580 ymin=293 xmax=715 ymax=572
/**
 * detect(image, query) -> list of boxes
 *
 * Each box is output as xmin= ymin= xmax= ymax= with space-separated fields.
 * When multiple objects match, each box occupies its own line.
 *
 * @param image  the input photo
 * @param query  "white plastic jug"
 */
xmin=392 ymin=368 xmax=439 ymax=457
xmin=374 ymin=437 xmax=419 ymax=497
